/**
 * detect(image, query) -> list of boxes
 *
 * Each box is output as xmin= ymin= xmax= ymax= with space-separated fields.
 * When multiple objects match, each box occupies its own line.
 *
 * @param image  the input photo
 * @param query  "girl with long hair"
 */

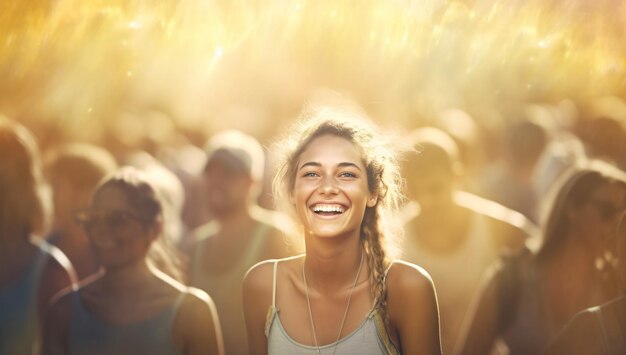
xmin=243 ymin=106 xmax=441 ymax=354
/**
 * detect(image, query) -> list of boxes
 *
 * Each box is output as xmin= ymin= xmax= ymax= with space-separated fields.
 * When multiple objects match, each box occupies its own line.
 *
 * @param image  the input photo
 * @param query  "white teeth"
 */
xmin=312 ymin=204 xmax=345 ymax=213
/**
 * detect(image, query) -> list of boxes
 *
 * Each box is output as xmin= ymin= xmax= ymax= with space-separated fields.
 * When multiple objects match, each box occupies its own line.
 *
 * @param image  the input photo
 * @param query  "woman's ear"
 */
xmin=367 ymin=193 xmax=378 ymax=208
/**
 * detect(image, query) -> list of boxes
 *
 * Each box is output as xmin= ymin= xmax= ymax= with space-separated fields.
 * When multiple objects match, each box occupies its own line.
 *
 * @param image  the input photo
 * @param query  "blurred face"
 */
xmin=77 ymin=185 xmax=158 ymax=269
xmin=51 ymin=177 xmax=93 ymax=233
xmin=202 ymin=151 xmax=252 ymax=217
xmin=291 ymin=135 xmax=377 ymax=240
xmin=570 ymin=181 xmax=626 ymax=248
xmin=406 ymin=168 xmax=454 ymax=215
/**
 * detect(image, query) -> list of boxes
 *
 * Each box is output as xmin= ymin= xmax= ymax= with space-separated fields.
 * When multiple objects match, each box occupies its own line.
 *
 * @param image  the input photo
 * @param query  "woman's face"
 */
xmin=291 ymin=134 xmax=377 ymax=240
xmin=570 ymin=181 xmax=626 ymax=248
xmin=80 ymin=185 xmax=157 ymax=269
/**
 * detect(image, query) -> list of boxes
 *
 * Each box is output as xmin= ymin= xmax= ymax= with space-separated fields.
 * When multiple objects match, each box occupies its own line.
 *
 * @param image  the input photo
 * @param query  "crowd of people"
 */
xmin=0 ymin=98 xmax=625 ymax=355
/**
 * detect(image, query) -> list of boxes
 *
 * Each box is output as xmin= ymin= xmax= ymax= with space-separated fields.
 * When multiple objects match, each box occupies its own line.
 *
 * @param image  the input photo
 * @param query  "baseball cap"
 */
xmin=203 ymin=130 xmax=265 ymax=181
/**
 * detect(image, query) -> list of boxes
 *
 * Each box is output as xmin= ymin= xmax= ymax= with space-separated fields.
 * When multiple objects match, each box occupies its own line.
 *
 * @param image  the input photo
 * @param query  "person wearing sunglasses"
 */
xmin=456 ymin=160 xmax=626 ymax=355
xmin=545 ymin=210 xmax=626 ymax=354
xmin=42 ymin=167 xmax=224 ymax=355
xmin=0 ymin=117 xmax=76 ymax=355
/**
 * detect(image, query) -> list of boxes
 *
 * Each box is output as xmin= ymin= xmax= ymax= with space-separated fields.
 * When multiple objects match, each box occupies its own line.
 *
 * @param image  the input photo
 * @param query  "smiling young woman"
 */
xmin=243 ymin=106 xmax=442 ymax=355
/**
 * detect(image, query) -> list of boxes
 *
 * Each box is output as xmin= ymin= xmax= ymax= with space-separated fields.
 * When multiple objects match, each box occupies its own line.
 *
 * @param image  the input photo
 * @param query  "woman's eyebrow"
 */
xmin=338 ymin=162 xmax=362 ymax=171
xmin=298 ymin=161 xmax=362 ymax=171
xmin=299 ymin=161 xmax=321 ymax=170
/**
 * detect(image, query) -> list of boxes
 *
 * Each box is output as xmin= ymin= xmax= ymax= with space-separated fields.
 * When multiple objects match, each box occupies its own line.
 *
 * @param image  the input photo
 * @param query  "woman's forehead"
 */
xmin=298 ymin=135 xmax=364 ymax=166
xmin=92 ymin=185 xmax=134 ymax=210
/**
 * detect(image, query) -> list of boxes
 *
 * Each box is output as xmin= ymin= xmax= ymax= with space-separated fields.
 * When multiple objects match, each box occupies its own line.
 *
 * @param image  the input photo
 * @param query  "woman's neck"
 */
xmin=101 ymin=259 xmax=155 ymax=297
xmin=303 ymin=236 xmax=364 ymax=294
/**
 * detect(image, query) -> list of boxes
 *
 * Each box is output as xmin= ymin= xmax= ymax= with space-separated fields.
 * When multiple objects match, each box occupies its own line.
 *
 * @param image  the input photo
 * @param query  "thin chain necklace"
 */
xmin=302 ymin=251 xmax=364 ymax=355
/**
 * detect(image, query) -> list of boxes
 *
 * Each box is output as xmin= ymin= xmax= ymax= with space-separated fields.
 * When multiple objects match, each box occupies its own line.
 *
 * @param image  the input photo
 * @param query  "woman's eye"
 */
xmin=303 ymin=171 xmax=319 ymax=178
xmin=339 ymin=171 xmax=357 ymax=178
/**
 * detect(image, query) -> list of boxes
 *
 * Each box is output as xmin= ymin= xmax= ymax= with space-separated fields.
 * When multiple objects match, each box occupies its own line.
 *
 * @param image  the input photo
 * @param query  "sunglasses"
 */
xmin=74 ymin=209 xmax=148 ymax=235
xmin=587 ymin=199 xmax=625 ymax=220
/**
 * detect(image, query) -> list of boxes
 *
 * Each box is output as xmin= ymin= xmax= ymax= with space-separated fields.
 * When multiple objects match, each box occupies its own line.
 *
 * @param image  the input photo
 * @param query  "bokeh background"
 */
xmin=2 ymin=0 xmax=625 ymax=149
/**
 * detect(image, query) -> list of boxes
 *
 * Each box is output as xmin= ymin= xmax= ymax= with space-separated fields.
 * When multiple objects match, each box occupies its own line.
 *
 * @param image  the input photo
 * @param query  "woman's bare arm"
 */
xmin=387 ymin=261 xmax=442 ymax=355
xmin=175 ymin=289 xmax=225 ymax=355
xmin=242 ymin=261 xmax=275 ymax=355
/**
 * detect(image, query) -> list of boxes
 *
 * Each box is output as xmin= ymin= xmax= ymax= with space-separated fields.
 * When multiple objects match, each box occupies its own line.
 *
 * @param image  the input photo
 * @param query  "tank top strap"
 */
xmin=271 ymin=260 xmax=279 ymax=307
xmin=30 ymin=234 xmax=78 ymax=289
xmin=170 ymin=290 xmax=186 ymax=318
xmin=264 ymin=260 xmax=280 ymax=337
xmin=383 ymin=260 xmax=396 ymax=282
xmin=189 ymin=221 xmax=219 ymax=284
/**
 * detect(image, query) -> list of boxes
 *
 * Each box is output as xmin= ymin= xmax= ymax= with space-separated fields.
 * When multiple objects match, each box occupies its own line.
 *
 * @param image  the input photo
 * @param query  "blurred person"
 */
xmin=544 ymin=210 xmax=626 ymax=354
xmin=434 ymin=108 xmax=490 ymax=193
xmin=125 ymin=151 xmax=187 ymax=263
xmin=574 ymin=115 xmax=626 ymax=169
xmin=481 ymin=118 xmax=550 ymax=223
xmin=243 ymin=107 xmax=441 ymax=354
xmin=401 ymin=127 xmax=532 ymax=355
xmin=531 ymin=131 xmax=587 ymax=209
xmin=0 ymin=117 xmax=76 ymax=355
xmin=45 ymin=143 xmax=118 ymax=279
xmin=42 ymin=167 xmax=224 ymax=355
xmin=187 ymin=130 xmax=294 ymax=355
xmin=456 ymin=160 xmax=626 ymax=355
xmin=157 ymin=140 xmax=210 ymax=232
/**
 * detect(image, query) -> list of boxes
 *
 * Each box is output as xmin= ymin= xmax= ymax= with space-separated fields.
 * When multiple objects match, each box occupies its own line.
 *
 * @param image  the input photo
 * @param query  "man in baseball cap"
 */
xmin=186 ymin=129 xmax=294 ymax=355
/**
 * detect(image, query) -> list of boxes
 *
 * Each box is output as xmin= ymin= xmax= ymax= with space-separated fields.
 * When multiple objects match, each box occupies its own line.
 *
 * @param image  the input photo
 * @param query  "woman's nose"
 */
xmin=318 ymin=176 xmax=339 ymax=194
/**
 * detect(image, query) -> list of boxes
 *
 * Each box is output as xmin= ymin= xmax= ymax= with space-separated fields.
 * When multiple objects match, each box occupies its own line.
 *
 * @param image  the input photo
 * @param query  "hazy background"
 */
xmin=1 ymin=0 xmax=625 ymax=148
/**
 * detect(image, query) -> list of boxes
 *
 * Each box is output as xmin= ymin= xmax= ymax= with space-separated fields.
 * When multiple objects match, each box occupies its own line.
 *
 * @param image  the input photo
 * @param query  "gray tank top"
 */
xmin=68 ymin=290 xmax=185 ymax=355
xmin=265 ymin=260 xmax=400 ymax=355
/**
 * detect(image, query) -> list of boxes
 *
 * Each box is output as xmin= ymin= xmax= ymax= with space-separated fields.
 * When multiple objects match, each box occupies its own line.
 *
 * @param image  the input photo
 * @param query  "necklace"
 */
xmin=302 ymin=251 xmax=364 ymax=355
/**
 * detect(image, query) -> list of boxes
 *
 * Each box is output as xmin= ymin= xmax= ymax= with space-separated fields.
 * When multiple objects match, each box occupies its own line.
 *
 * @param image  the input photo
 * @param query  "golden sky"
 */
xmin=1 ymin=0 xmax=625 ymax=139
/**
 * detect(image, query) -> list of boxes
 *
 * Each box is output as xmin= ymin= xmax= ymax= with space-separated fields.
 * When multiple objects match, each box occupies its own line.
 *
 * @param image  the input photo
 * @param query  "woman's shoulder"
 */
xmin=385 ymin=260 xmax=435 ymax=290
xmin=244 ymin=256 xmax=303 ymax=296
xmin=171 ymin=285 xmax=224 ymax=353
xmin=175 ymin=287 xmax=218 ymax=321
xmin=244 ymin=255 xmax=303 ymax=287
xmin=48 ymin=271 xmax=102 ymax=309
xmin=385 ymin=260 xmax=438 ymax=311
xmin=150 ymin=268 xmax=213 ymax=308
xmin=384 ymin=260 xmax=440 ymax=352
